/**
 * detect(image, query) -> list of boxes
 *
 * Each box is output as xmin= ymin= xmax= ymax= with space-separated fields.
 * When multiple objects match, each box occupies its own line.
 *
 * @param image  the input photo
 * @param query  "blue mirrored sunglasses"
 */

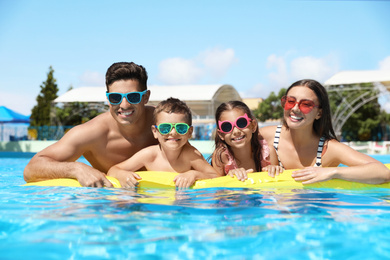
xmin=106 ymin=90 xmax=147 ymax=105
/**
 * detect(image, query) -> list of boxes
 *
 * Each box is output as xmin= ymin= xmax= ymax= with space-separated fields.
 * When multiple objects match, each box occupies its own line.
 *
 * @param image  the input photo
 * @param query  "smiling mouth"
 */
xmin=166 ymin=138 xmax=181 ymax=142
xmin=119 ymin=110 xmax=134 ymax=116
xmin=232 ymin=136 xmax=245 ymax=141
xmin=290 ymin=115 xmax=303 ymax=122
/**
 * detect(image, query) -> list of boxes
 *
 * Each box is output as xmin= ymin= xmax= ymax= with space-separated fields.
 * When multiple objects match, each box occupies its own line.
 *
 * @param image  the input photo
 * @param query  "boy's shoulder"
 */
xmin=136 ymin=144 xmax=160 ymax=157
xmin=183 ymin=142 xmax=204 ymax=157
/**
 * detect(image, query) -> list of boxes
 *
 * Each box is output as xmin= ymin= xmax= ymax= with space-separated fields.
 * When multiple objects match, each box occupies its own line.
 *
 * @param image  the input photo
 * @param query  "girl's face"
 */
xmin=217 ymin=108 xmax=257 ymax=150
xmin=283 ymin=86 xmax=322 ymax=130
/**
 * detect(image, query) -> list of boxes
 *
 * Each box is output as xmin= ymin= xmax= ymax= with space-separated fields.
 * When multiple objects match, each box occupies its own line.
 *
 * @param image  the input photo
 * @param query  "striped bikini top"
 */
xmin=273 ymin=125 xmax=326 ymax=168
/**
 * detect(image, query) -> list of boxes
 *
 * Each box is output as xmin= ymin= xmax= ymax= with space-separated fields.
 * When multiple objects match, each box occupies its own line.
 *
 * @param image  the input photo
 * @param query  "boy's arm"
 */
xmin=174 ymin=149 xmax=223 ymax=188
xmin=107 ymin=147 xmax=153 ymax=188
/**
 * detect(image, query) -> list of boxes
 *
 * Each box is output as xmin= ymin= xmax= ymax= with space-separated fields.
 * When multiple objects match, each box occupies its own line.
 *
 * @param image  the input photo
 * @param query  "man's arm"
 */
xmin=24 ymin=122 xmax=113 ymax=187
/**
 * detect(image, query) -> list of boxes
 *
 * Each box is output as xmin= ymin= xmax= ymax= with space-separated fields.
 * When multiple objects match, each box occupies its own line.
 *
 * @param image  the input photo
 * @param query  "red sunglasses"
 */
xmin=281 ymin=96 xmax=319 ymax=114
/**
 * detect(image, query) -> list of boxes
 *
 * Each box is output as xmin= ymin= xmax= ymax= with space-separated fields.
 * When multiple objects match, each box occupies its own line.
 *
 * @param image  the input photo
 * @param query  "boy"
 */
xmin=107 ymin=97 xmax=222 ymax=188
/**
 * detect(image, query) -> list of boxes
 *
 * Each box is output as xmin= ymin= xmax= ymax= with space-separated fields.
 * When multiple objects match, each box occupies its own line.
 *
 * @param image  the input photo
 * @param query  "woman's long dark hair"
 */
xmin=282 ymin=79 xmax=338 ymax=141
xmin=212 ymin=101 xmax=262 ymax=172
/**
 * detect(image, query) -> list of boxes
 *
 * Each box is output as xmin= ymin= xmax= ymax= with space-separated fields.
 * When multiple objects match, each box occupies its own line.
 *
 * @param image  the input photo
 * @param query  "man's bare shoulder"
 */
xmin=64 ymin=112 xmax=111 ymax=141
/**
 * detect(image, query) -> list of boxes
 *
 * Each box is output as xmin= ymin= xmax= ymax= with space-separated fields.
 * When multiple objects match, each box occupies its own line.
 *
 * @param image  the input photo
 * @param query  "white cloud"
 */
xmin=79 ymin=70 xmax=105 ymax=86
xmin=157 ymin=47 xmax=236 ymax=85
xmin=200 ymin=48 xmax=236 ymax=78
xmin=290 ymin=56 xmax=338 ymax=83
xmin=266 ymin=54 xmax=289 ymax=88
xmin=157 ymin=57 xmax=203 ymax=85
xmin=379 ymin=56 xmax=390 ymax=70
xmin=244 ymin=53 xmax=339 ymax=98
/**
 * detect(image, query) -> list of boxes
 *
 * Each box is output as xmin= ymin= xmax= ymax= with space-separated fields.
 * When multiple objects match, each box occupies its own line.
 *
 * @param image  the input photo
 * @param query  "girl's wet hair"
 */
xmin=212 ymin=100 xmax=262 ymax=172
xmin=283 ymin=79 xmax=338 ymax=141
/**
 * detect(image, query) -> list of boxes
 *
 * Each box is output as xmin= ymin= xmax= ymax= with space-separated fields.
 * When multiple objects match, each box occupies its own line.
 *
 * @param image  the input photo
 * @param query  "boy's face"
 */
xmin=151 ymin=111 xmax=193 ymax=150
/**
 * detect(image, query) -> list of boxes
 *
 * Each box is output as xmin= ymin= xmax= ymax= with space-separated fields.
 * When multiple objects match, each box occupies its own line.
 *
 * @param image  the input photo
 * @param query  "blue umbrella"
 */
xmin=0 ymin=106 xmax=30 ymax=141
xmin=0 ymin=106 xmax=30 ymax=123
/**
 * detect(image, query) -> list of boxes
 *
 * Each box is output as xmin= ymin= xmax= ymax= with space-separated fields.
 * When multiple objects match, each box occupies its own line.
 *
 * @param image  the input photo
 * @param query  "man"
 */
xmin=24 ymin=62 xmax=158 ymax=187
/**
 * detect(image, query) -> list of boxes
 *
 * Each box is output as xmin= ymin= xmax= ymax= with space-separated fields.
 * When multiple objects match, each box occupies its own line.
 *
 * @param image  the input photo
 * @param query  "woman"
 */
xmin=260 ymin=79 xmax=390 ymax=184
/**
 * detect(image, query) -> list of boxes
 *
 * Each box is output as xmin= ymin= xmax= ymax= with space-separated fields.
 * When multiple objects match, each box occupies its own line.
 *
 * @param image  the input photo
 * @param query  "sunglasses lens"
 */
xmin=299 ymin=100 xmax=315 ymax=114
xmin=284 ymin=97 xmax=297 ymax=110
xmin=220 ymin=122 xmax=233 ymax=133
xmin=126 ymin=93 xmax=141 ymax=104
xmin=158 ymin=124 xmax=172 ymax=134
xmin=236 ymin=117 xmax=249 ymax=129
xmin=108 ymin=93 xmax=123 ymax=104
xmin=175 ymin=124 xmax=189 ymax=134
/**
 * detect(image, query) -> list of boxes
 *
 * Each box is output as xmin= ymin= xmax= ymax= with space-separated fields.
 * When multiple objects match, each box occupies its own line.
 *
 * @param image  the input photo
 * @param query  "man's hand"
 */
xmin=76 ymin=167 xmax=114 ymax=188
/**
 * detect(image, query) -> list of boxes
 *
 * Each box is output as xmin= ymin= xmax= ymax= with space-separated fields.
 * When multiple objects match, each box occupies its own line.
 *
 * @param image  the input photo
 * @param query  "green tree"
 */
xmin=254 ymin=88 xmax=286 ymax=122
xmin=30 ymin=66 xmax=59 ymax=126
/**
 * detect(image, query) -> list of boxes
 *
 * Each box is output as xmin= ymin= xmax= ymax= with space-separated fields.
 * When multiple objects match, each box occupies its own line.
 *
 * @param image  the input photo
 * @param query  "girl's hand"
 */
xmin=227 ymin=168 xmax=253 ymax=182
xmin=262 ymin=165 xmax=284 ymax=178
xmin=291 ymin=167 xmax=336 ymax=184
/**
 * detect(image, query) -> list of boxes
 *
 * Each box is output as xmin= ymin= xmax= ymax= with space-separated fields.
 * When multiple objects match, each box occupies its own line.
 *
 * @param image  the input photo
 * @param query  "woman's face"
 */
xmin=283 ymin=86 xmax=322 ymax=130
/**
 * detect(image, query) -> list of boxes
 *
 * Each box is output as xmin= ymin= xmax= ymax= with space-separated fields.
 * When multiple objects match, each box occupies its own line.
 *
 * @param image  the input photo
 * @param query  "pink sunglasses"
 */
xmin=218 ymin=113 xmax=252 ymax=134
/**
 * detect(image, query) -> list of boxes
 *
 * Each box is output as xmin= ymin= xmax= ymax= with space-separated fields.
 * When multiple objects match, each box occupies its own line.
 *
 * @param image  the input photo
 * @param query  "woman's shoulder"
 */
xmin=258 ymin=125 xmax=279 ymax=141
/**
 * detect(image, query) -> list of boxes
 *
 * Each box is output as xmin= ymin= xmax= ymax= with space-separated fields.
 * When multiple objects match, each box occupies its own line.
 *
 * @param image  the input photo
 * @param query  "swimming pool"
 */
xmin=1 ymin=152 xmax=390 ymax=259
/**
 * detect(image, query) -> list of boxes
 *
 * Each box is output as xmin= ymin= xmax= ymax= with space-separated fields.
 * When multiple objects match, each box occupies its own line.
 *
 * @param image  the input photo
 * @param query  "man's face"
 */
xmin=107 ymin=79 xmax=150 ymax=126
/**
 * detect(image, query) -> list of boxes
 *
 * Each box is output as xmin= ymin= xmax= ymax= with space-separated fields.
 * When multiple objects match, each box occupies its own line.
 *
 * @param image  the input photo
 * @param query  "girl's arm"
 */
xmin=211 ymin=149 xmax=226 ymax=176
xmin=292 ymin=140 xmax=390 ymax=184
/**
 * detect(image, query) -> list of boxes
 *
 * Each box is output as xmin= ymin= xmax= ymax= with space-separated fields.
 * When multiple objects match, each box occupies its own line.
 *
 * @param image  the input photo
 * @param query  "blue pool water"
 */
xmin=1 ymin=152 xmax=390 ymax=259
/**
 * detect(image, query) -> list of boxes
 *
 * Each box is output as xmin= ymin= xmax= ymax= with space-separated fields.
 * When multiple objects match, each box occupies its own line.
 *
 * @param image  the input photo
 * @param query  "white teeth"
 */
xmin=121 ymin=111 xmax=134 ymax=116
xmin=233 ymin=136 xmax=244 ymax=141
xmin=290 ymin=115 xmax=303 ymax=120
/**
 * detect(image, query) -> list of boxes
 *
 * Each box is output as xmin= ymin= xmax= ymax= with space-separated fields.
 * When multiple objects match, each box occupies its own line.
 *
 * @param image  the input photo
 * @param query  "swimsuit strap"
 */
xmin=314 ymin=137 xmax=326 ymax=167
xmin=273 ymin=125 xmax=284 ymax=168
xmin=274 ymin=125 xmax=325 ymax=168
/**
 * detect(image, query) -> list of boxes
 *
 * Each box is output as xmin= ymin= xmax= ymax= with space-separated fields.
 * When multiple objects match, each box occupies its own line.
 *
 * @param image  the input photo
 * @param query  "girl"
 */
xmin=211 ymin=101 xmax=282 ymax=181
xmin=260 ymin=79 xmax=390 ymax=184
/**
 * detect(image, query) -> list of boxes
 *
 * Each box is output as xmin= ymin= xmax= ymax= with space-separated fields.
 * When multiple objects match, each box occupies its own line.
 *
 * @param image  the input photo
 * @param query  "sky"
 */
xmin=0 ymin=0 xmax=390 ymax=115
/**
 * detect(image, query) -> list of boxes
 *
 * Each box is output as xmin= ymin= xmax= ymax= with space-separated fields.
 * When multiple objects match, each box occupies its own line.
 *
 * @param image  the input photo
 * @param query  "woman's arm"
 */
xmin=292 ymin=140 xmax=390 ymax=184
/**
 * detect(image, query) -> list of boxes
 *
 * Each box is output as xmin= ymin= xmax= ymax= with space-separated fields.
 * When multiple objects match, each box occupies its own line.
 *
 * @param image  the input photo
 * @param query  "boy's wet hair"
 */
xmin=153 ymin=97 xmax=192 ymax=125
xmin=105 ymin=62 xmax=148 ymax=91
